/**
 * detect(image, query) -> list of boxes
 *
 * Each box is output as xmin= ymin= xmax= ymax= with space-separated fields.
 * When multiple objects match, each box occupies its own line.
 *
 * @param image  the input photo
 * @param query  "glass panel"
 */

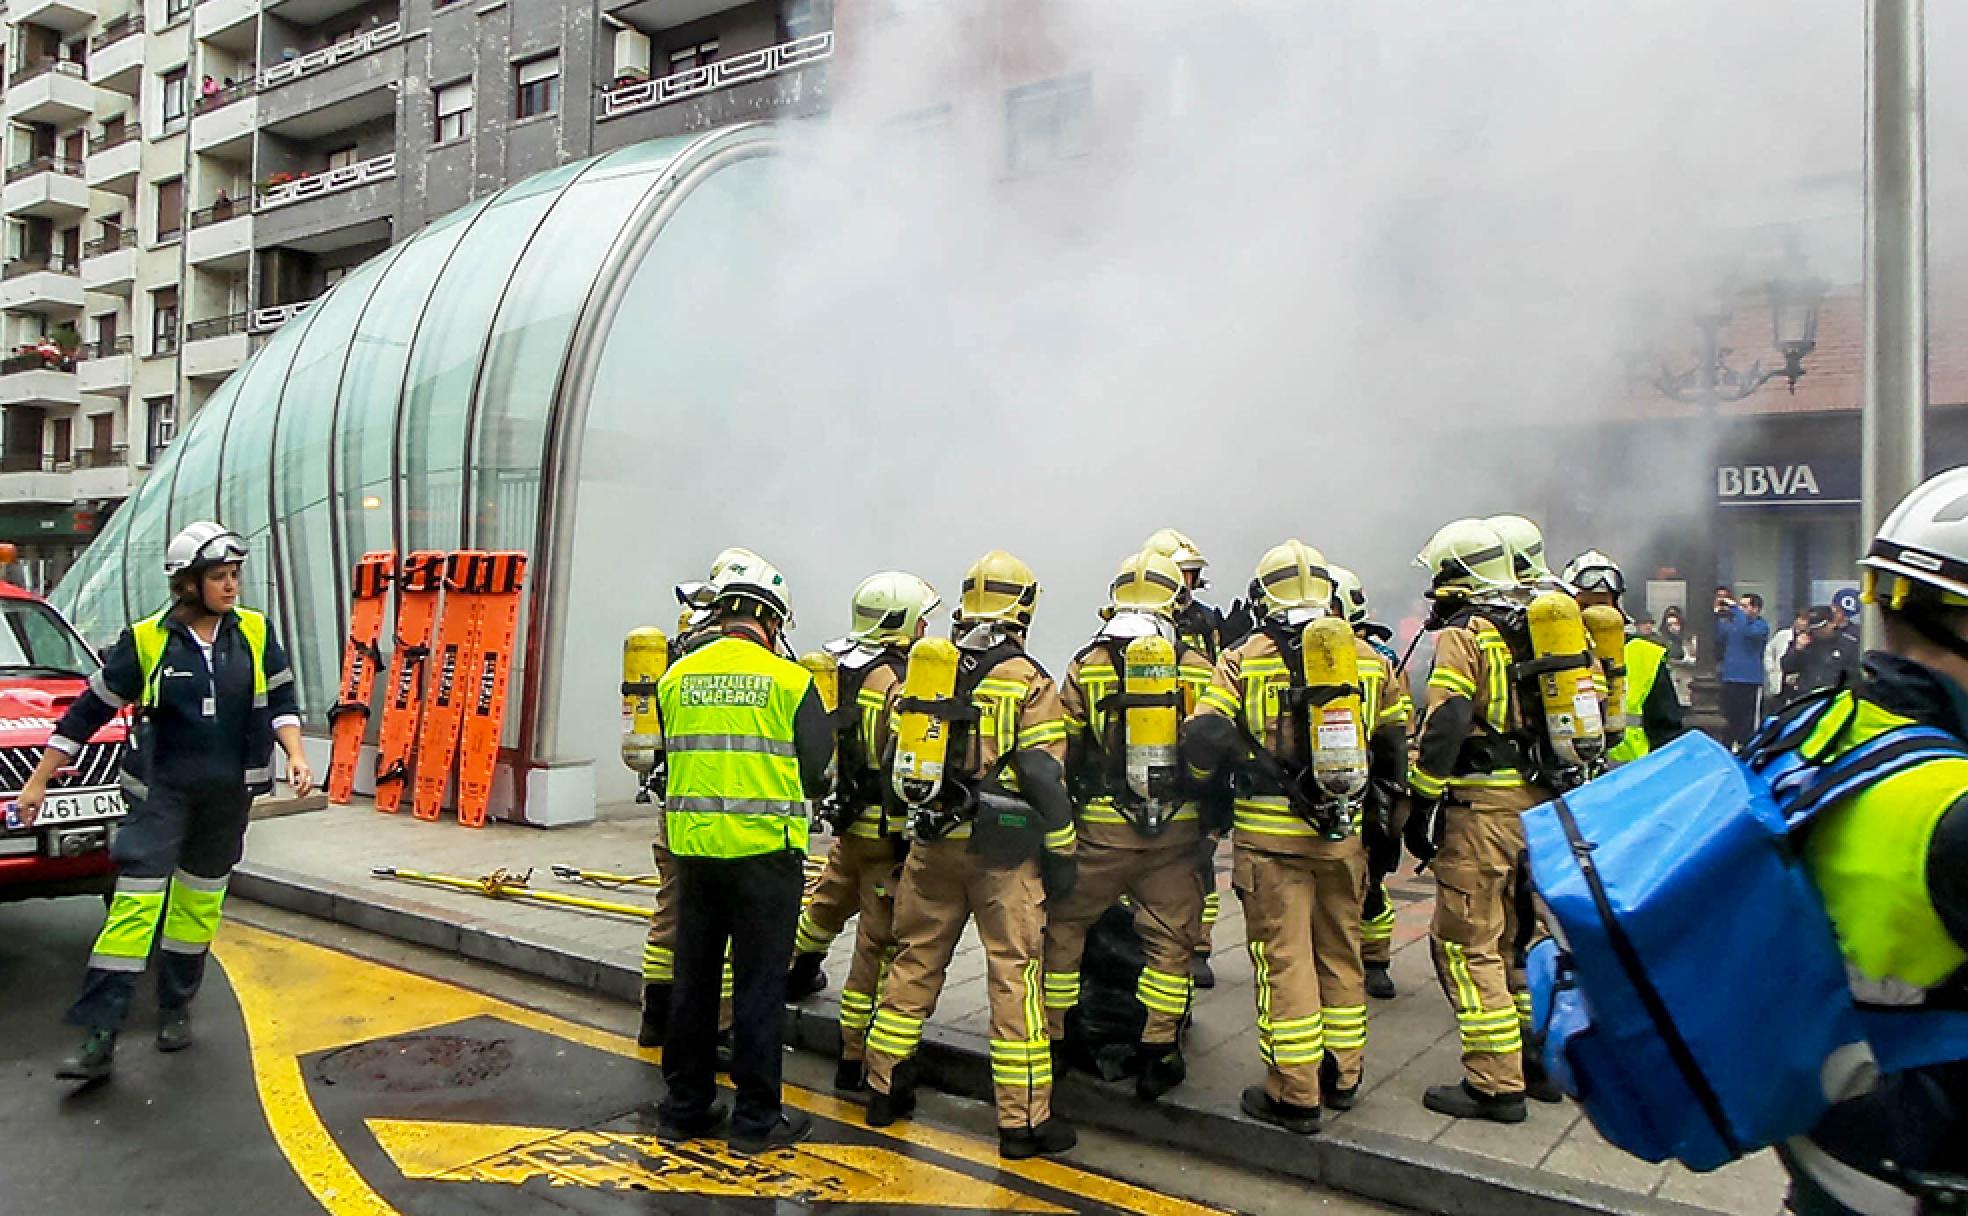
xmin=217 ymin=317 xmax=316 ymax=642
xmin=468 ymin=137 xmax=686 ymax=745
xmin=52 ymin=493 xmax=136 ymax=648
xmin=335 ymin=199 xmax=489 ymax=567
xmin=273 ymin=255 xmax=395 ymax=721
xmin=400 ymin=159 xmax=589 ymax=555
xmin=116 ymin=402 xmax=205 ymax=624
xmin=163 ymin=374 xmax=245 ymax=540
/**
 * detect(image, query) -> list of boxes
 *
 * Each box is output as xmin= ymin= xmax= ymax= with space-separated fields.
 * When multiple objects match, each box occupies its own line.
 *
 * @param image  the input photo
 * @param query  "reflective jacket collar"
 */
xmin=1861 ymin=651 xmax=1968 ymax=742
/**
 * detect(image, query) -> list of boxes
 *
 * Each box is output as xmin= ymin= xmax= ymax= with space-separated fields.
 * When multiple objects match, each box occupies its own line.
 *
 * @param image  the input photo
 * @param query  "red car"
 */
xmin=0 ymin=582 xmax=128 ymax=902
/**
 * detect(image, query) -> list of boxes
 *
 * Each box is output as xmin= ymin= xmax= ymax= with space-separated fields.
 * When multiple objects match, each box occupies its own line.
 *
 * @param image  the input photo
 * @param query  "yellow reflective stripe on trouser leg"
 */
xmin=867 ymin=1009 xmax=924 ymax=1060
xmin=1043 ymin=970 xmax=1080 ymax=1012
xmin=1201 ymin=889 xmax=1220 ymax=928
xmin=838 ymin=988 xmax=878 ymax=1032
xmin=159 ymin=869 xmax=229 ymax=955
xmin=721 ymin=958 xmax=735 ymax=1001
xmin=1362 ymin=884 xmax=1397 ymax=943
xmin=643 ymin=943 xmax=674 ymax=984
xmin=90 ymin=875 xmax=168 ymax=972
xmin=992 ymin=958 xmax=1053 ymax=1089
xmin=1322 ymin=1004 xmax=1368 ymax=1052
xmin=1441 ymin=941 xmax=1482 ymax=1011
xmin=1458 ymin=1008 xmax=1523 ymax=1054
xmin=1515 ymin=991 xmax=1534 ymax=1030
xmin=1136 ymin=966 xmax=1192 ymax=1018
xmin=1249 ymin=940 xmax=1277 ymax=1065
xmin=794 ymin=909 xmax=837 ymax=957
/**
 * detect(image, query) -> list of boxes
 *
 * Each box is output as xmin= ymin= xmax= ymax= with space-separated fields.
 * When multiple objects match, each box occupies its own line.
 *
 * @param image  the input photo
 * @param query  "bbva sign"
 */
xmin=1717 ymin=464 xmax=1823 ymax=500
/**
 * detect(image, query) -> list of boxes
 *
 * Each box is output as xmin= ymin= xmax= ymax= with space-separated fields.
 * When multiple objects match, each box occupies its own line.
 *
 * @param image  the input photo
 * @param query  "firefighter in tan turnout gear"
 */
xmin=1180 ymin=541 xmax=1377 ymax=1136
xmin=1404 ymin=517 xmax=1581 ymax=1123
xmin=1042 ymin=550 xmax=1216 ymax=1102
xmin=784 ymin=572 xmax=942 ymax=1093
xmin=862 ymin=550 xmax=1081 ymax=1160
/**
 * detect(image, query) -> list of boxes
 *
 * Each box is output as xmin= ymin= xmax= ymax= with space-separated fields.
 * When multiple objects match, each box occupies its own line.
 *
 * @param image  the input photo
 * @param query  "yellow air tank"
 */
xmin=621 ymin=627 xmax=668 ymax=801
xmin=1527 ymin=590 xmax=1606 ymax=772
xmin=800 ymin=650 xmax=841 ymax=783
xmin=1581 ymin=604 xmax=1629 ymax=742
xmin=1300 ymin=617 xmax=1369 ymax=821
xmin=892 ymin=636 xmax=960 ymax=808
xmin=1122 ymin=633 xmax=1180 ymax=829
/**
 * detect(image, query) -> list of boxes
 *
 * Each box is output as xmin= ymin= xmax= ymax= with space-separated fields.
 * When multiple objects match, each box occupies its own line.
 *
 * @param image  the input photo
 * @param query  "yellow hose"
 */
xmin=372 ymin=866 xmax=653 ymax=920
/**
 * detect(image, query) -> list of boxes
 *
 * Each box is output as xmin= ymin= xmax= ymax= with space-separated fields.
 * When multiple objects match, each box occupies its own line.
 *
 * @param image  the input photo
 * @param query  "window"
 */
xmin=1004 ymin=75 xmax=1093 ymax=174
xmin=150 ymin=286 xmax=179 ymax=355
xmin=50 ymin=418 xmax=71 ymax=466
xmin=514 ymin=54 xmax=559 ymax=119
xmin=779 ymin=0 xmax=823 ymax=42
xmin=0 ymin=598 xmax=95 ymax=675
xmin=89 ymin=413 xmax=113 ymax=457
xmin=668 ymin=40 xmax=720 ymax=74
xmin=435 ymin=80 xmax=473 ymax=143
xmin=144 ymin=396 xmax=174 ymax=462
xmin=326 ymin=146 xmax=356 ymax=171
xmin=154 ymin=178 xmax=183 ymax=243
xmin=161 ymin=68 xmax=187 ymax=132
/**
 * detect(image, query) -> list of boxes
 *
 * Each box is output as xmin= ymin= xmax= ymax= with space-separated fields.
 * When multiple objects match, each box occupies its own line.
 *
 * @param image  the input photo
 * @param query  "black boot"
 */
xmin=866 ymin=1060 xmax=917 ymax=1127
xmin=1522 ymin=1053 xmax=1564 ymax=1104
xmin=1423 ymin=1080 xmax=1528 ymax=1124
xmin=1319 ymin=1052 xmax=1358 ymax=1111
xmin=999 ymin=1117 xmax=1076 ymax=1160
xmin=1364 ymin=962 xmax=1396 ymax=1001
xmin=1190 ymin=950 xmax=1216 ymax=990
xmin=55 ymin=1030 xmax=115 ymax=1084
xmin=638 ymin=983 xmax=670 ymax=1049
xmin=1135 ymin=1044 xmax=1186 ymax=1102
xmin=1240 ymin=1085 xmax=1321 ymax=1135
xmin=833 ymin=1056 xmax=866 ymax=1093
xmin=157 ymin=1007 xmax=192 ymax=1053
xmin=786 ymin=952 xmax=828 ymax=1002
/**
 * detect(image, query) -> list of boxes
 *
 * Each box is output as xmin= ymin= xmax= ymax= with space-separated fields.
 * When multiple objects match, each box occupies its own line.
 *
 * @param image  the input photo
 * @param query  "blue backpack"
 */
xmin=1523 ymin=696 xmax=1968 ymax=1171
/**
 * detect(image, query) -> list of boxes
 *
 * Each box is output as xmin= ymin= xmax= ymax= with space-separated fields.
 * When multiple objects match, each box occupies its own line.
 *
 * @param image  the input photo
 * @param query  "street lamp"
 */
xmin=1655 ymin=263 xmax=1826 ymax=405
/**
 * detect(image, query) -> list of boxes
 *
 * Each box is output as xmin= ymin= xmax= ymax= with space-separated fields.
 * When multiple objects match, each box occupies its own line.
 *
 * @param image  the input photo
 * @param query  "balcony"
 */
xmin=257 ymin=23 xmax=403 ymax=135
xmin=0 ymin=354 xmax=80 ymax=407
xmin=88 ymin=14 xmax=145 ymax=93
xmin=0 ymin=255 xmax=84 ymax=312
xmin=190 ymin=80 xmax=258 ymax=157
xmin=0 ymin=452 xmax=74 ymax=505
xmin=194 ymin=0 xmax=258 ymax=39
xmin=85 ymin=126 xmax=142 ymax=194
xmin=598 ymin=32 xmax=832 ymax=123
xmin=186 ymin=200 xmax=251 ymax=268
xmin=10 ymin=0 xmax=96 ymax=34
xmin=76 ymin=337 xmax=133 ymax=395
xmin=249 ymin=298 xmax=314 ymax=333
xmin=5 ymin=60 xmax=95 ymax=125
xmin=182 ymin=313 xmax=248 ymax=379
xmin=2 ymin=156 xmax=88 ymax=220
xmin=263 ymin=0 xmax=373 ymax=29
xmin=80 ymin=233 xmax=136 ymax=295
xmin=254 ymin=151 xmax=395 ymax=250
xmin=72 ymin=445 xmax=134 ymax=499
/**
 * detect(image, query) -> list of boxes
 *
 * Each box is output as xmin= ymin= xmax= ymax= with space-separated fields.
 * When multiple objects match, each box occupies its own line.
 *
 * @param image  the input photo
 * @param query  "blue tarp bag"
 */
xmin=1524 ymin=699 xmax=1968 ymax=1171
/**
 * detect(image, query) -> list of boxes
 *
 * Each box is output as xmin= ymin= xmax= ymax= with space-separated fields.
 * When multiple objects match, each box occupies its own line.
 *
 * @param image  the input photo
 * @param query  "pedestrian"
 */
xmin=200 ymin=74 xmax=219 ymax=99
xmin=1713 ymin=588 xmax=1770 ymax=749
xmin=653 ymin=550 xmax=830 ymax=1154
xmin=1767 ymin=610 xmax=1808 ymax=700
xmin=1776 ymin=468 xmax=1968 ymax=1212
xmin=17 ymin=522 xmax=310 ymax=1083
xmin=1783 ymin=606 xmax=1844 ymax=695
xmin=1826 ymin=590 xmax=1864 ymax=684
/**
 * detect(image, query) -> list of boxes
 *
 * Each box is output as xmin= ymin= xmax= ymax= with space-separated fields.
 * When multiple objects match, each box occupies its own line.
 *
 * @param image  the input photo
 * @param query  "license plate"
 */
xmin=38 ymin=789 xmax=125 ymax=826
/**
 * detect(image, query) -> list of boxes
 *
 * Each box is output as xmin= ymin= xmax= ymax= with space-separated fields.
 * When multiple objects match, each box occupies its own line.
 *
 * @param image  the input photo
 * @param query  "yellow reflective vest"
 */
xmin=658 ymin=635 xmax=814 ymax=859
xmin=1609 ymin=635 xmax=1666 ymax=764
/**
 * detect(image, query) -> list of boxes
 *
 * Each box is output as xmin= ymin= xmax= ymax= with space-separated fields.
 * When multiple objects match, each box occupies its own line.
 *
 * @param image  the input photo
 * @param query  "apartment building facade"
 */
xmin=0 ymin=0 xmax=831 ymax=589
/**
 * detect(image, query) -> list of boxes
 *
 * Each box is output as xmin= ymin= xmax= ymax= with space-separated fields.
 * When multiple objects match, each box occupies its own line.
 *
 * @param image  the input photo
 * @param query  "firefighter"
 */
xmin=785 ymin=572 xmax=941 ymax=1093
xmin=654 ymin=551 xmax=833 ymax=1154
xmin=1561 ymin=550 xmax=1685 ymax=761
xmin=1329 ymin=565 xmax=1414 ymax=1001
xmin=1403 ymin=518 xmax=1565 ymax=1122
xmin=1142 ymin=527 xmax=1232 ymax=988
xmin=863 ymin=550 xmax=1080 ymax=1160
xmin=1043 ymin=550 xmax=1216 ymax=1102
xmin=1180 ymin=541 xmax=1371 ymax=1135
xmin=1483 ymin=514 xmax=1559 ymax=593
xmin=19 ymin=523 xmax=311 ymax=1082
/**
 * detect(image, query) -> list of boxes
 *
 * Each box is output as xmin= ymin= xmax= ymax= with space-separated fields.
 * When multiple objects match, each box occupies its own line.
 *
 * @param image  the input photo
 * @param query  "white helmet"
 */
xmin=707 ymin=549 xmax=793 ymax=625
xmin=1483 ymin=514 xmax=1552 ymax=582
xmin=1328 ymin=564 xmax=1369 ymax=628
xmin=675 ymin=546 xmax=766 ymax=612
xmin=1143 ymin=528 xmax=1208 ymax=585
xmin=1416 ymin=519 xmax=1517 ymax=599
xmin=1561 ymin=549 xmax=1626 ymax=600
xmin=1861 ymin=467 xmax=1968 ymax=608
xmin=164 ymin=521 xmax=248 ymax=578
xmin=848 ymin=571 xmax=941 ymax=646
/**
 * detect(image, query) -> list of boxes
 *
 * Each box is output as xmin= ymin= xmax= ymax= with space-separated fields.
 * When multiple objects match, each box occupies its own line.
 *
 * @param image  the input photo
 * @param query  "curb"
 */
xmin=232 ymin=861 xmax=1717 ymax=1216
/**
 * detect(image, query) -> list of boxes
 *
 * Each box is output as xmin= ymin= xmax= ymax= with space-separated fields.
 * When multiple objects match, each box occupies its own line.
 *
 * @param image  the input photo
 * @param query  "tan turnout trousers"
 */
xmin=1042 ymin=834 xmax=1205 ymax=1046
xmin=1428 ymin=798 xmax=1533 ymax=1096
xmin=797 ymin=833 xmax=902 ymax=1063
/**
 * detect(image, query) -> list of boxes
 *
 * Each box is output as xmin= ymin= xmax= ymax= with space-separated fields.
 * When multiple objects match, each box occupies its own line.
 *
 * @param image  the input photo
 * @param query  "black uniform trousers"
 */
xmin=660 ymin=849 xmax=804 ymax=1138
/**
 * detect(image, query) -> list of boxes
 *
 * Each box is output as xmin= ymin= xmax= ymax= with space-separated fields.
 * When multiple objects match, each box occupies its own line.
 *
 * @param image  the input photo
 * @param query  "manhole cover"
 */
xmin=314 ymin=1034 xmax=515 ymax=1092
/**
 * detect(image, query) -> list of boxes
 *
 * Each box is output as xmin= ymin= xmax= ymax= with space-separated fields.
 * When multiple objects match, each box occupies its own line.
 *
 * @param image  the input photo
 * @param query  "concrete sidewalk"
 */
xmin=231 ymin=804 xmax=1787 ymax=1216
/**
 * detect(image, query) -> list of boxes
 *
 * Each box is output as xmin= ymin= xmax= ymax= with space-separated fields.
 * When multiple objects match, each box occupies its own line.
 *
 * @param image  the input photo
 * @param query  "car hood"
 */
xmin=0 ymin=677 xmax=127 ymax=745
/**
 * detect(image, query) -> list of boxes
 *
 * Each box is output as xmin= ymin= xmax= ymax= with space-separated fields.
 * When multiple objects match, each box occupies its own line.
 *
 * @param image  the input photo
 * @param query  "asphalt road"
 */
xmin=0 ymin=893 xmax=1396 ymax=1216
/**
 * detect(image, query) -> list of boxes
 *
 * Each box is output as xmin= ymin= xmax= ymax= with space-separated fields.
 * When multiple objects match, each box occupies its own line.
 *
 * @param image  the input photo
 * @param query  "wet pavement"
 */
xmin=0 ymin=893 xmax=1393 ymax=1215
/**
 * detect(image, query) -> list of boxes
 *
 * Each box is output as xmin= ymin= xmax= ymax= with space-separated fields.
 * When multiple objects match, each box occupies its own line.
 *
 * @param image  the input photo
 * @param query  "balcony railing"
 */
xmin=88 ymin=126 xmax=139 ymax=154
xmin=193 ymin=78 xmax=256 ymax=116
xmin=259 ymin=22 xmax=402 ymax=90
xmin=74 ymin=445 xmax=128 ymax=469
xmin=10 ymin=58 xmax=86 ymax=87
xmin=256 ymin=151 xmax=395 ymax=211
xmin=185 ymin=312 xmax=248 ymax=342
xmin=2 ymin=253 xmax=78 ymax=279
xmin=0 ymin=352 xmax=69 ymax=374
xmin=599 ymin=31 xmax=832 ymax=121
xmin=151 ymin=328 xmax=180 ymax=357
xmin=0 ymin=452 xmax=52 ymax=474
xmin=189 ymin=198 xmax=243 ymax=229
xmin=3 ymin=155 xmax=84 ymax=184
xmin=82 ymin=335 xmax=133 ymax=359
xmin=250 ymin=299 xmax=314 ymax=332
xmin=83 ymin=229 xmax=129 ymax=257
xmin=90 ymin=13 xmax=144 ymax=51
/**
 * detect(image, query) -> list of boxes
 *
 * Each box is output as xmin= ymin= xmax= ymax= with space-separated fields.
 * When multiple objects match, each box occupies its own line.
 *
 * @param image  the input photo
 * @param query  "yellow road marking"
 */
xmin=214 ymin=921 xmax=1228 ymax=1215
xmin=368 ymin=1118 xmax=1067 ymax=1211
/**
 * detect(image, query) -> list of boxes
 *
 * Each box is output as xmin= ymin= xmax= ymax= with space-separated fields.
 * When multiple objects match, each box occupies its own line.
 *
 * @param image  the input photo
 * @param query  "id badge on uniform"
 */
xmin=201 ymin=696 xmax=217 ymax=719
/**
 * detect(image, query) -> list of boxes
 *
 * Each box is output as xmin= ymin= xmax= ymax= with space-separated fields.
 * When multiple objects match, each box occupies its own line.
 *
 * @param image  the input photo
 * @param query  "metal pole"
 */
xmin=1862 ymin=0 xmax=1928 ymax=650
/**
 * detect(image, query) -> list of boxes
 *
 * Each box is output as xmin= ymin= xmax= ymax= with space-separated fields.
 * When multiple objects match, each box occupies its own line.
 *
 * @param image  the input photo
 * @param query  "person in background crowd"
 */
xmin=1714 ymin=589 xmax=1770 ymax=749
xmin=1784 ymin=607 xmax=1845 ymax=696
xmin=1659 ymin=605 xmax=1698 ymax=714
xmin=1826 ymin=590 xmax=1865 ymax=685
xmin=1768 ymin=609 xmax=1809 ymax=701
